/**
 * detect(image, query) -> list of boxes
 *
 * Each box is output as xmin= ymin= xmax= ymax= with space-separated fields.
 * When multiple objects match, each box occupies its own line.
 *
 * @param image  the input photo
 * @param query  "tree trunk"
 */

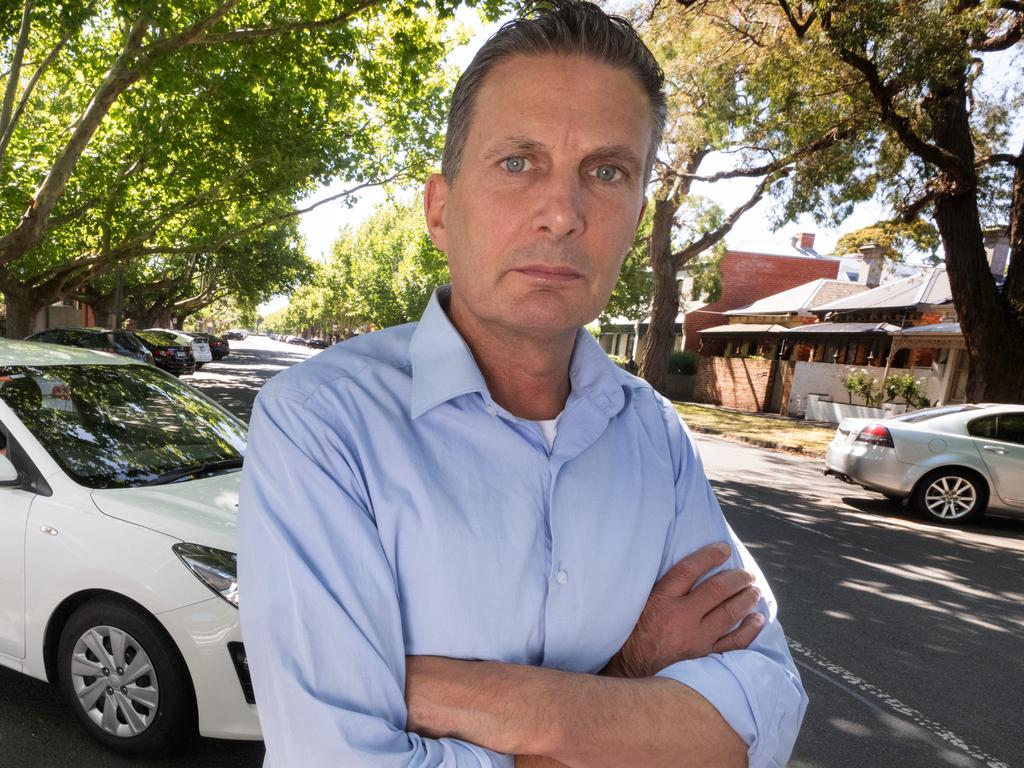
xmin=638 ymin=197 xmax=681 ymax=392
xmin=2 ymin=284 xmax=51 ymax=338
xmin=929 ymin=81 xmax=1024 ymax=403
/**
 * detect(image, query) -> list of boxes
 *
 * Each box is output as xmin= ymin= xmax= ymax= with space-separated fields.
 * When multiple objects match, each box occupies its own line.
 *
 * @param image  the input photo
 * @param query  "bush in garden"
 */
xmin=842 ymin=369 xmax=882 ymax=407
xmin=668 ymin=350 xmax=699 ymax=375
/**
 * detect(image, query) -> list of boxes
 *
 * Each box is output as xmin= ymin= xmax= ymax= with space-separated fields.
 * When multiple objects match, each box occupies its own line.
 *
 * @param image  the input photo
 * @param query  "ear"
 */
xmin=424 ymin=174 xmax=450 ymax=252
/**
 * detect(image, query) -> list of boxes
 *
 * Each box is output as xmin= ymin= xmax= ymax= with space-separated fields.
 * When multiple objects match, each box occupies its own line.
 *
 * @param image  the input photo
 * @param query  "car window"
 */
xmin=996 ymin=414 xmax=1024 ymax=446
xmin=0 ymin=364 xmax=245 ymax=489
xmin=891 ymin=405 xmax=980 ymax=423
xmin=967 ymin=416 xmax=998 ymax=439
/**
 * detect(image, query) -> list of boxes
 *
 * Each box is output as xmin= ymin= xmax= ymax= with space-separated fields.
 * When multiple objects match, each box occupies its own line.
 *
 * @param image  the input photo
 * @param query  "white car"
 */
xmin=824 ymin=403 xmax=1024 ymax=524
xmin=0 ymin=340 xmax=259 ymax=754
xmin=146 ymin=329 xmax=212 ymax=367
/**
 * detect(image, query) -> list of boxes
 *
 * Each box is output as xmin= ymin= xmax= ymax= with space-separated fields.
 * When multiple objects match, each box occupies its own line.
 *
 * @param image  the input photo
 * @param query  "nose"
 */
xmin=532 ymin=170 xmax=585 ymax=240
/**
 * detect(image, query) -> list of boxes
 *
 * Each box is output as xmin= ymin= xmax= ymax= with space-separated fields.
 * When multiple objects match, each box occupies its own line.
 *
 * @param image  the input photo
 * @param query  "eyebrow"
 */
xmin=481 ymin=138 xmax=644 ymax=175
xmin=481 ymin=136 xmax=547 ymax=162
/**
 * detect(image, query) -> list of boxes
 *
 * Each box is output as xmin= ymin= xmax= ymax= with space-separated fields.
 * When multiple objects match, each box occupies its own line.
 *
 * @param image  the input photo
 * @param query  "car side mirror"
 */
xmin=0 ymin=453 xmax=19 ymax=484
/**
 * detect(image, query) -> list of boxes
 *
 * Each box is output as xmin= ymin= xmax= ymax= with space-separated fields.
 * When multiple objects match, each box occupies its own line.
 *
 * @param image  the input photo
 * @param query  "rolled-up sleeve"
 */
xmin=653 ymin=399 xmax=808 ymax=768
xmin=238 ymin=385 xmax=512 ymax=767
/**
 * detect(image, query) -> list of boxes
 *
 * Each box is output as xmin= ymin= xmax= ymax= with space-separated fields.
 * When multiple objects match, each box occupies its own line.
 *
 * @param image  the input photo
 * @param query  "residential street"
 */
xmin=2 ymin=338 xmax=1021 ymax=767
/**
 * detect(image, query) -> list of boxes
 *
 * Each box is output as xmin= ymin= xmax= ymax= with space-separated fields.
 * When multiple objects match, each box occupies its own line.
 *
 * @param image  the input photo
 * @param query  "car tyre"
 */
xmin=913 ymin=469 xmax=988 ymax=525
xmin=57 ymin=597 xmax=196 ymax=756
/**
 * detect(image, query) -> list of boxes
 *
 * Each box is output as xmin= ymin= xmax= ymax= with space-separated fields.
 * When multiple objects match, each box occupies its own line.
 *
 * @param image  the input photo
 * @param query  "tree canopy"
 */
xmin=675 ymin=0 xmax=1024 ymax=401
xmin=0 ymin=0 xmax=505 ymax=336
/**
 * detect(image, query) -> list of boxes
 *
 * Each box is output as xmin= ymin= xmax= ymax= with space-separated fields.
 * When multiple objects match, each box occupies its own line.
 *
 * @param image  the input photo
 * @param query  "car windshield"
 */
xmin=0 ymin=364 xmax=245 ymax=489
xmin=888 ymin=404 xmax=981 ymax=423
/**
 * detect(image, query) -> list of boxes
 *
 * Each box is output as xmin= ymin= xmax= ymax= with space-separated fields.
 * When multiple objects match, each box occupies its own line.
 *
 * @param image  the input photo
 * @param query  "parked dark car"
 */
xmin=190 ymin=332 xmax=230 ymax=360
xmin=129 ymin=330 xmax=196 ymax=376
xmin=224 ymin=329 xmax=248 ymax=340
xmin=26 ymin=327 xmax=155 ymax=365
xmin=287 ymin=336 xmax=308 ymax=347
xmin=306 ymin=338 xmax=329 ymax=349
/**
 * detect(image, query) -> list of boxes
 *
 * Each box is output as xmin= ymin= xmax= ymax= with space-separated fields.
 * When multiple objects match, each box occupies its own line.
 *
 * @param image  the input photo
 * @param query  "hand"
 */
xmin=602 ymin=542 xmax=764 ymax=679
xmin=515 ymin=756 xmax=570 ymax=767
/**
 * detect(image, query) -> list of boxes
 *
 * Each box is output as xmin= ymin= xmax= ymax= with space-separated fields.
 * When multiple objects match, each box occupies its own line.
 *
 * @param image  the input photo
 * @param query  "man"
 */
xmin=238 ymin=2 xmax=807 ymax=766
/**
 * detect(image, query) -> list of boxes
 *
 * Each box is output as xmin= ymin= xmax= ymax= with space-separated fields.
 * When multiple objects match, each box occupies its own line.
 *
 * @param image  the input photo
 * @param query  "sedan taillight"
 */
xmin=856 ymin=424 xmax=894 ymax=447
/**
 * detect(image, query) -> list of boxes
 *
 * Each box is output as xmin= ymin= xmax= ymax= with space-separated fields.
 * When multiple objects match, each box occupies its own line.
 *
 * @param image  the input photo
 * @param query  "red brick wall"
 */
xmin=686 ymin=251 xmax=841 ymax=351
xmin=694 ymin=356 xmax=775 ymax=411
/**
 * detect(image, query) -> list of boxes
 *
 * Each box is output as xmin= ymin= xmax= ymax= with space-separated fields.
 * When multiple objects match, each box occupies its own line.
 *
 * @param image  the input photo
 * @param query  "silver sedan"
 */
xmin=824 ymin=404 xmax=1024 ymax=524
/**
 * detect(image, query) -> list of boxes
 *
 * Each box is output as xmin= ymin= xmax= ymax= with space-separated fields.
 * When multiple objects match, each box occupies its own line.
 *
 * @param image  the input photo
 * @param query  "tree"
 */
xmin=0 ymin=1 xmax=505 ymax=337
xmin=632 ymin=4 xmax=864 ymax=391
xmin=335 ymin=197 xmax=449 ymax=328
xmin=678 ymin=0 xmax=1024 ymax=402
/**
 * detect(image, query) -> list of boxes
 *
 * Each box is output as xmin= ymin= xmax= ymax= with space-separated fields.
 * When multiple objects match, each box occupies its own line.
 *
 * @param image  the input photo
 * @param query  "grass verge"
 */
xmin=673 ymin=402 xmax=836 ymax=456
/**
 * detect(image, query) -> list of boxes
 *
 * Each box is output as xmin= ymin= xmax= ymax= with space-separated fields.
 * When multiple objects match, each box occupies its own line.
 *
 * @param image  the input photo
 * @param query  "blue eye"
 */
xmin=503 ymin=157 xmax=527 ymax=173
xmin=593 ymin=165 xmax=621 ymax=182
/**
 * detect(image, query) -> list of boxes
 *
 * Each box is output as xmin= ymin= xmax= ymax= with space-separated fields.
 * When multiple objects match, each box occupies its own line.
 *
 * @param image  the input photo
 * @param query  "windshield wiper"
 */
xmin=144 ymin=458 xmax=244 ymax=486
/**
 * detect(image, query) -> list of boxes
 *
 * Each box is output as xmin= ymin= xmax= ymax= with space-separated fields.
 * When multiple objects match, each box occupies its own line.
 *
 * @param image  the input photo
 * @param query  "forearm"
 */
xmin=405 ymin=656 xmax=746 ymax=768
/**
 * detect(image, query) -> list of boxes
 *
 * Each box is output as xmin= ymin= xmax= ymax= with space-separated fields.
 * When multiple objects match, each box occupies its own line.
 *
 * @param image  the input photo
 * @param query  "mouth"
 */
xmin=513 ymin=265 xmax=583 ymax=283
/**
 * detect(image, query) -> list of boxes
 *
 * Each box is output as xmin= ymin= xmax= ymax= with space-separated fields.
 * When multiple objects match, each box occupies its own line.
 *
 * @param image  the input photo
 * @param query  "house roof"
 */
xmin=783 ymin=322 xmax=901 ymax=336
xmin=892 ymin=322 xmax=962 ymax=337
xmin=725 ymin=279 xmax=869 ymax=316
xmin=699 ymin=323 xmax=789 ymax=335
xmin=813 ymin=267 xmax=952 ymax=313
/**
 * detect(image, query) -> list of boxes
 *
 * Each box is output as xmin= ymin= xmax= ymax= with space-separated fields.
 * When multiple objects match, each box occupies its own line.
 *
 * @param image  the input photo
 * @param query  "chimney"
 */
xmin=984 ymin=227 xmax=1010 ymax=277
xmin=791 ymin=232 xmax=816 ymax=251
xmin=858 ymin=243 xmax=884 ymax=288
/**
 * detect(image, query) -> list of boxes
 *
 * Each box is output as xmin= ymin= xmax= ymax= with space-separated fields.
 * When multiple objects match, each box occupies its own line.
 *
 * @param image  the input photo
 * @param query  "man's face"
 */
xmin=425 ymin=54 xmax=651 ymax=339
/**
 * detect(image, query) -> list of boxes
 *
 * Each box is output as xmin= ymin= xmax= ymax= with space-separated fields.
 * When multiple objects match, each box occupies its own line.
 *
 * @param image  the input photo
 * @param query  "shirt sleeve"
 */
xmin=652 ymin=397 xmax=809 ymax=768
xmin=237 ymin=386 xmax=512 ymax=768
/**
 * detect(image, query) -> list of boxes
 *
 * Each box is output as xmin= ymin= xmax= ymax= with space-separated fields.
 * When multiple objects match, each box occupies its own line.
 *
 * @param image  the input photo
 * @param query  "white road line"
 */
xmin=787 ymin=638 xmax=1012 ymax=768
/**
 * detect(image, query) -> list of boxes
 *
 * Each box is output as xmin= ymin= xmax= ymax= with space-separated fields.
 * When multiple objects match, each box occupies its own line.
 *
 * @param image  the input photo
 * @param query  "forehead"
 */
xmin=466 ymin=53 xmax=653 ymax=159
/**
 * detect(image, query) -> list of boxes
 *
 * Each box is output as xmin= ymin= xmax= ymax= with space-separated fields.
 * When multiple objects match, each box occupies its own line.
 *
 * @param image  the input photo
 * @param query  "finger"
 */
xmin=653 ymin=541 xmax=731 ymax=597
xmin=689 ymin=569 xmax=756 ymax=615
xmin=702 ymin=584 xmax=761 ymax=634
xmin=711 ymin=611 xmax=766 ymax=654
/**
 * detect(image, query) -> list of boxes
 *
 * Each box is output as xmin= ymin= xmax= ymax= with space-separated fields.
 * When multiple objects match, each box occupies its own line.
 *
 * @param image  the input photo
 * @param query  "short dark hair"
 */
xmin=440 ymin=0 xmax=666 ymax=184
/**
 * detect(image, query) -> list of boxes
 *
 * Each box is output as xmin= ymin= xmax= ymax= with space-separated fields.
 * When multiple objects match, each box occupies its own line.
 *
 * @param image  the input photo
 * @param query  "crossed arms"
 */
xmin=405 ymin=543 xmax=765 ymax=768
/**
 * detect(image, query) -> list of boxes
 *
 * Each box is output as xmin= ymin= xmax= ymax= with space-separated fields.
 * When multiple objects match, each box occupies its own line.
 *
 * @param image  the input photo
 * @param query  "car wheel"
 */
xmin=195 ymin=362 xmax=204 ymax=369
xmin=913 ymin=469 xmax=988 ymax=524
xmin=57 ymin=598 xmax=196 ymax=756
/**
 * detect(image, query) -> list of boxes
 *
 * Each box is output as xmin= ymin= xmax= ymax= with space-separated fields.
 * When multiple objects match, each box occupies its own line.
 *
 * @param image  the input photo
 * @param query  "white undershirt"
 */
xmin=535 ymin=413 xmax=561 ymax=451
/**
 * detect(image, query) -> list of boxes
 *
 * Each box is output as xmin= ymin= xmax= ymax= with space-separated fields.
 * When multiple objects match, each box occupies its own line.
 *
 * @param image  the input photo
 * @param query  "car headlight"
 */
xmin=173 ymin=543 xmax=238 ymax=607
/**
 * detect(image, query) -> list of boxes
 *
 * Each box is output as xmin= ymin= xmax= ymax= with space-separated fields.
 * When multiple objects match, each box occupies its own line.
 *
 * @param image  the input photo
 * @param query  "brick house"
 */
xmin=600 ymin=232 xmax=846 ymax=359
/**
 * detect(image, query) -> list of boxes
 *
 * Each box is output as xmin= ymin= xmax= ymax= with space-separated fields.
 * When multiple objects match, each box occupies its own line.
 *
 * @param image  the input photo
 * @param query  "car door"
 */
xmin=972 ymin=412 xmax=1024 ymax=507
xmin=0 ymin=419 xmax=33 ymax=659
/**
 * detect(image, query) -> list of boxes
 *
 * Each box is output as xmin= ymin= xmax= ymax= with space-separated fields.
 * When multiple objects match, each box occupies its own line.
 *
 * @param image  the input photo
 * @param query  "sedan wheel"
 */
xmin=914 ymin=470 xmax=987 ymax=524
xmin=57 ymin=598 xmax=195 ymax=755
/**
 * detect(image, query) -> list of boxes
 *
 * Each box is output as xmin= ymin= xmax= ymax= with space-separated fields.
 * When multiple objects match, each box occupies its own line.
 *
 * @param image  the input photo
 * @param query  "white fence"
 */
xmin=787 ymin=361 xmax=946 ymax=419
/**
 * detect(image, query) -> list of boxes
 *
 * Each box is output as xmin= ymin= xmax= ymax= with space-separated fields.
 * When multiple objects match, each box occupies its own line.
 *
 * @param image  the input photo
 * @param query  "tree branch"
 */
xmin=0 ymin=16 xmax=82 ymax=166
xmin=670 ymin=171 xmax=780 ymax=265
xmin=0 ymin=12 xmax=150 ymax=267
xmin=826 ymin=39 xmax=974 ymax=186
xmin=977 ymin=15 xmax=1022 ymax=51
xmin=0 ymin=1 xmax=34 ymax=157
xmin=776 ymin=0 xmax=817 ymax=38
xmin=144 ymin=0 xmax=380 ymax=53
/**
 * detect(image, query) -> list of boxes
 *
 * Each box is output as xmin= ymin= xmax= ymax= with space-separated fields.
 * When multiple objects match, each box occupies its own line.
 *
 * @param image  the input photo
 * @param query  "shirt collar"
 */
xmin=409 ymin=286 xmax=627 ymax=420
xmin=410 ymin=287 xmax=488 ymax=419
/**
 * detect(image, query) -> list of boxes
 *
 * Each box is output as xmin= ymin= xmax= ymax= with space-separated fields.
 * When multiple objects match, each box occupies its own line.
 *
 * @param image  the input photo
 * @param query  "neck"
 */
xmin=447 ymin=297 xmax=575 ymax=421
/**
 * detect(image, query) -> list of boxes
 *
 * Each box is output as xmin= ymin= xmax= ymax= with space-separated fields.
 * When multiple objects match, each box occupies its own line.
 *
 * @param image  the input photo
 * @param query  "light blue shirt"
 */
xmin=238 ymin=288 xmax=807 ymax=767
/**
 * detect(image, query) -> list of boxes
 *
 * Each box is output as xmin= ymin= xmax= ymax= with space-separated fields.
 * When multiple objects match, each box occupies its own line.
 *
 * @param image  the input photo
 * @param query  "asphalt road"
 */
xmin=2 ymin=337 xmax=1021 ymax=767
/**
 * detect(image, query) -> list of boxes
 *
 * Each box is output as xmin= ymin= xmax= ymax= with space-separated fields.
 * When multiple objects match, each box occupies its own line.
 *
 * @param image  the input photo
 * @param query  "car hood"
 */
xmin=91 ymin=471 xmax=240 ymax=552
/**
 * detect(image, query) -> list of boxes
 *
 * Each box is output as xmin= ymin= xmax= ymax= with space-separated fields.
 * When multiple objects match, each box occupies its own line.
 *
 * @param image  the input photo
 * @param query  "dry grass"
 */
xmin=673 ymin=402 xmax=837 ymax=456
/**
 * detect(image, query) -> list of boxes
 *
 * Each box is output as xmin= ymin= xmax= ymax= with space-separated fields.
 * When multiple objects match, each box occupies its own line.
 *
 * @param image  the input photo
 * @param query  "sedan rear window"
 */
xmin=0 ymin=364 xmax=245 ymax=489
xmin=891 ymin=405 xmax=981 ymax=424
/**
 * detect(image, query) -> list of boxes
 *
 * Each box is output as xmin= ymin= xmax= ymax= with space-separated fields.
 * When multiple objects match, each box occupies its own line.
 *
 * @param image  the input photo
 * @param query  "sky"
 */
xmin=262 ymin=7 xmax=1022 ymax=315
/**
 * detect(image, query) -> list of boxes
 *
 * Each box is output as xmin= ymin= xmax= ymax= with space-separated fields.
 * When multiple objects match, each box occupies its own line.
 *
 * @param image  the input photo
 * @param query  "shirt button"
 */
xmin=556 ymin=570 xmax=569 ymax=585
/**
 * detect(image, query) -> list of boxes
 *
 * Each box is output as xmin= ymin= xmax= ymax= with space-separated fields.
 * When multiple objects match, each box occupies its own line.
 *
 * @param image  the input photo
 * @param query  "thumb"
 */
xmin=653 ymin=541 xmax=731 ymax=597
